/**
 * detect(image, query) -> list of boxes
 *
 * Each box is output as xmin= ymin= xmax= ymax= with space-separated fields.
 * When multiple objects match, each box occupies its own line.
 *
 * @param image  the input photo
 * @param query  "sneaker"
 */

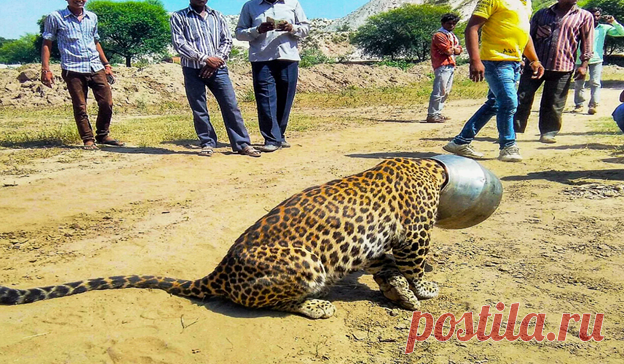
xmin=588 ymin=106 xmax=597 ymax=115
xmin=572 ymin=105 xmax=583 ymax=113
xmin=426 ymin=115 xmax=445 ymax=123
xmin=443 ymin=141 xmax=485 ymax=159
xmin=539 ymin=135 xmax=556 ymax=144
xmin=256 ymin=144 xmax=281 ymax=153
xmin=498 ymin=144 xmax=523 ymax=162
xmin=281 ymin=140 xmax=291 ymax=148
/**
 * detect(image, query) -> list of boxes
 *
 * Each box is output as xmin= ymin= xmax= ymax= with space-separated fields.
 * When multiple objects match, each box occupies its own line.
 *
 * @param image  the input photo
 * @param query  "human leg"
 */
xmin=206 ymin=68 xmax=253 ymax=152
xmin=89 ymin=70 xmax=114 ymax=142
xmin=538 ymin=71 xmax=572 ymax=137
xmin=182 ymin=67 xmax=217 ymax=148
xmin=588 ymin=63 xmax=603 ymax=111
xmin=275 ymin=61 xmax=298 ymax=140
xmin=251 ymin=61 xmax=281 ymax=147
xmin=514 ymin=64 xmax=544 ymax=133
xmin=573 ymin=76 xmax=586 ymax=109
xmin=62 ymin=70 xmax=94 ymax=144
xmin=484 ymin=61 xmax=520 ymax=149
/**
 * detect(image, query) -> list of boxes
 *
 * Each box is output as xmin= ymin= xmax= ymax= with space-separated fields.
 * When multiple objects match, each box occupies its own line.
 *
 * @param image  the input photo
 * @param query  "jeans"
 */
xmin=453 ymin=61 xmax=520 ymax=149
xmin=428 ymin=65 xmax=455 ymax=116
xmin=574 ymin=62 xmax=602 ymax=108
xmin=182 ymin=67 xmax=252 ymax=151
xmin=62 ymin=69 xmax=113 ymax=142
xmin=251 ymin=60 xmax=299 ymax=146
xmin=514 ymin=68 xmax=573 ymax=137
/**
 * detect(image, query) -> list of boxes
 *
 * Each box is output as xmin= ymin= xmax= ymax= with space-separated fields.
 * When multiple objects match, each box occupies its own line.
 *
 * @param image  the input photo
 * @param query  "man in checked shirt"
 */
xmin=514 ymin=0 xmax=594 ymax=144
xmin=41 ymin=0 xmax=124 ymax=150
xmin=171 ymin=0 xmax=261 ymax=158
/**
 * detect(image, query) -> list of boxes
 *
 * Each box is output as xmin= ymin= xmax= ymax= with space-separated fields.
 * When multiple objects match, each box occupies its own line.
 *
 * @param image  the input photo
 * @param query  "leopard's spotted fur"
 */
xmin=1 ymin=158 xmax=447 ymax=319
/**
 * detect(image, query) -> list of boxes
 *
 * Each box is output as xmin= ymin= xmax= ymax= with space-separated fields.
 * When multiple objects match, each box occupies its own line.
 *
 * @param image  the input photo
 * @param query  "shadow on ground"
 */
xmin=502 ymin=169 xmax=624 ymax=183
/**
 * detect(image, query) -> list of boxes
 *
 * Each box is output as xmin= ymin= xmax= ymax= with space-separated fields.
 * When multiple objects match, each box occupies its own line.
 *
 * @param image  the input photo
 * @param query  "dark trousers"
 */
xmin=514 ymin=67 xmax=573 ymax=136
xmin=251 ymin=60 xmax=299 ymax=146
xmin=182 ymin=67 xmax=252 ymax=151
xmin=62 ymin=69 xmax=113 ymax=142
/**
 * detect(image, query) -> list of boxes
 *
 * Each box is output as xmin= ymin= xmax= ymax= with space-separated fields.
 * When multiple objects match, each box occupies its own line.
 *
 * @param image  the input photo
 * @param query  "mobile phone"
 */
xmin=106 ymin=74 xmax=115 ymax=85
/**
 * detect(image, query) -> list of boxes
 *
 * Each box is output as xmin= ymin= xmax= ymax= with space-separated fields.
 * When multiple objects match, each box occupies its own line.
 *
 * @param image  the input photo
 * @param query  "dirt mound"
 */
xmin=0 ymin=62 xmax=433 ymax=108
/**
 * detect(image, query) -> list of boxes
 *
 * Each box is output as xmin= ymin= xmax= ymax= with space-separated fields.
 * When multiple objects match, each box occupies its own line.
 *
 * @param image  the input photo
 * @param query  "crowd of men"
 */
xmin=40 ymin=0 xmax=622 ymax=160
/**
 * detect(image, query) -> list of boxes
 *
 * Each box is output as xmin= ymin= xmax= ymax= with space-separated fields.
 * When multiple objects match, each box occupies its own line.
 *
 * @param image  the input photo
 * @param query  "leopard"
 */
xmin=0 ymin=157 xmax=447 ymax=319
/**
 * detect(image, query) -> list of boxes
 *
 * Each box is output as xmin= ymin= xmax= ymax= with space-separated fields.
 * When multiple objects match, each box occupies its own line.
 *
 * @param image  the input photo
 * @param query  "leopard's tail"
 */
xmin=0 ymin=275 xmax=215 ymax=305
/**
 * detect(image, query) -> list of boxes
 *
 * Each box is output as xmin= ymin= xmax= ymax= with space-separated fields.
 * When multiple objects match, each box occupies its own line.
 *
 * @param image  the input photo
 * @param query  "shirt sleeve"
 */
xmin=578 ymin=13 xmax=594 ymax=62
xmin=170 ymin=12 xmax=208 ymax=63
xmin=432 ymin=32 xmax=453 ymax=55
xmin=289 ymin=1 xmax=310 ymax=39
xmin=606 ymin=21 xmax=624 ymax=37
xmin=235 ymin=3 xmax=260 ymax=41
xmin=472 ymin=0 xmax=496 ymax=20
xmin=216 ymin=13 xmax=233 ymax=61
xmin=42 ymin=13 xmax=58 ymax=41
xmin=93 ymin=14 xmax=100 ymax=42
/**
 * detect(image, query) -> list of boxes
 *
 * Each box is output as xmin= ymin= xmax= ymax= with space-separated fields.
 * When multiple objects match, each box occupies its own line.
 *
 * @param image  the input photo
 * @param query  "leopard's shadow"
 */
xmin=191 ymin=271 xmax=394 ymax=319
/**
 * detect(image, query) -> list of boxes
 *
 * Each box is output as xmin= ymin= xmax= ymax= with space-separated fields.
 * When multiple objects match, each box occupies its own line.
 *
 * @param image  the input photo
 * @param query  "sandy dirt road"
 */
xmin=0 ymin=88 xmax=623 ymax=364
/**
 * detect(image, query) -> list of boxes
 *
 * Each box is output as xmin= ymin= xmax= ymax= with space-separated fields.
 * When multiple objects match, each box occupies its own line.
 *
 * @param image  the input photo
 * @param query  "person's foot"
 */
xmin=239 ymin=145 xmax=261 ymax=157
xmin=281 ymin=140 xmax=291 ymax=148
xmin=498 ymin=144 xmax=523 ymax=162
xmin=443 ymin=141 xmax=484 ymax=159
xmin=441 ymin=115 xmax=451 ymax=120
xmin=256 ymin=144 xmax=281 ymax=152
xmin=588 ymin=106 xmax=597 ymax=115
xmin=572 ymin=105 xmax=583 ymax=113
xmin=539 ymin=135 xmax=557 ymax=144
xmin=96 ymin=136 xmax=125 ymax=146
xmin=198 ymin=146 xmax=214 ymax=157
xmin=426 ymin=115 xmax=445 ymax=123
xmin=83 ymin=140 xmax=98 ymax=150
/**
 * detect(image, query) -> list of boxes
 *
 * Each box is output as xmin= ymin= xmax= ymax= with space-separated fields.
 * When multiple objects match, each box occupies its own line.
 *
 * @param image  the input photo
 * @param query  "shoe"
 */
xmin=239 ymin=145 xmax=261 ymax=158
xmin=426 ymin=115 xmax=445 ymax=123
xmin=539 ymin=135 xmax=557 ymax=144
xmin=256 ymin=144 xmax=281 ymax=152
xmin=198 ymin=146 xmax=213 ymax=157
xmin=588 ymin=106 xmax=597 ymax=115
xmin=443 ymin=141 xmax=485 ymax=159
xmin=498 ymin=144 xmax=523 ymax=162
xmin=96 ymin=137 xmax=125 ymax=146
xmin=281 ymin=140 xmax=291 ymax=148
xmin=572 ymin=105 xmax=583 ymax=113
xmin=441 ymin=115 xmax=451 ymax=120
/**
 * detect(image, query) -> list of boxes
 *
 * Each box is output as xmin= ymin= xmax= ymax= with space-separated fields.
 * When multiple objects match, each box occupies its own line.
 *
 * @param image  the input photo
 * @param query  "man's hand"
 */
xmin=453 ymin=46 xmax=462 ymax=55
xmin=603 ymin=15 xmax=615 ymax=24
xmin=574 ymin=65 xmax=588 ymax=80
xmin=257 ymin=22 xmax=275 ymax=34
xmin=204 ymin=56 xmax=224 ymax=69
xmin=469 ymin=60 xmax=485 ymax=82
xmin=41 ymin=69 xmax=54 ymax=88
xmin=277 ymin=21 xmax=294 ymax=32
xmin=529 ymin=60 xmax=545 ymax=79
xmin=199 ymin=64 xmax=216 ymax=79
xmin=104 ymin=65 xmax=114 ymax=77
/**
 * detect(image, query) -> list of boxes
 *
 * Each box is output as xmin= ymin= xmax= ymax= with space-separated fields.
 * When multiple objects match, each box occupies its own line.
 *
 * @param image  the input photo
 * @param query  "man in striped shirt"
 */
xmin=41 ymin=0 xmax=124 ymax=150
xmin=514 ymin=0 xmax=594 ymax=144
xmin=170 ymin=0 xmax=260 ymax=158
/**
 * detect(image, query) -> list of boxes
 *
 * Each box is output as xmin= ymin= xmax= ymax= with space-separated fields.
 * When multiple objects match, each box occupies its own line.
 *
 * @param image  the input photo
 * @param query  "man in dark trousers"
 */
xmin=41 ymin=0 xmax=124 ymax=150
xmin=171 ymin=0 xmax=261 ymax=158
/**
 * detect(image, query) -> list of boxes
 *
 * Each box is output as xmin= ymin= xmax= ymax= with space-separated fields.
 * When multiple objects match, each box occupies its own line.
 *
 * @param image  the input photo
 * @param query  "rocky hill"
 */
xmin=325 ymin=0 xmax=479 ymax=32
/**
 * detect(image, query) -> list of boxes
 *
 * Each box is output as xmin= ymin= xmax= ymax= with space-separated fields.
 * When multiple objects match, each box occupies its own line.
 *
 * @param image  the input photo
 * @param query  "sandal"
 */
xmin=198 ymin=146 xmax=214 ymax=157
xmin=83 ymin=142 xmax=99 ymax=150
xmin=239 ymin=145 xmax=261 ymax=158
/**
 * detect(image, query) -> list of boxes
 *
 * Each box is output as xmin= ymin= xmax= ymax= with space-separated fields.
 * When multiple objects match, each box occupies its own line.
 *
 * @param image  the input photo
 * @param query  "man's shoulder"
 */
xmin=84 ymin=10 xmax=98 ymax=19
xmin=47 ymin=9 xmax=66 ymax=19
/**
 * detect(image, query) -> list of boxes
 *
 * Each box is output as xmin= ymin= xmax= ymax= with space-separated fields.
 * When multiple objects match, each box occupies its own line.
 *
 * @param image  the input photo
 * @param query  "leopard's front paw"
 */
xmin=410 ymin=280 xmax=439 ymax=299
xmin=374 ymin=274 xmax=420 ymax=311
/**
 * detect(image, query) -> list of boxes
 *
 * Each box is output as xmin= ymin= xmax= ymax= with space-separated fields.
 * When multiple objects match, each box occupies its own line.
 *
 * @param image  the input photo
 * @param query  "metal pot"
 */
xmin=428 ymin=155 xmax=503 ymax=229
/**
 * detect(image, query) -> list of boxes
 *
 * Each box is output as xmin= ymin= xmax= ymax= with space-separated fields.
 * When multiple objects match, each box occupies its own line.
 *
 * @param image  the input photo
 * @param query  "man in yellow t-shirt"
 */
xmin=443 ymin=0 xmax=545 ymax=162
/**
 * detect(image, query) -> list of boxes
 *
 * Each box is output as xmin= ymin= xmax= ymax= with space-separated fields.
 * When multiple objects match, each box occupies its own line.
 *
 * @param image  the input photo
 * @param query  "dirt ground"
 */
xmin=0 ymin=84 xmax=623 ymax=364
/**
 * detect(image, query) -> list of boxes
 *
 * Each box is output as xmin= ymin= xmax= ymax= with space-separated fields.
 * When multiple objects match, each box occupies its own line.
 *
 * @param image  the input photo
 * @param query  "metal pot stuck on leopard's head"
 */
xmin=428 ymin=155 xmax=503 ymax=229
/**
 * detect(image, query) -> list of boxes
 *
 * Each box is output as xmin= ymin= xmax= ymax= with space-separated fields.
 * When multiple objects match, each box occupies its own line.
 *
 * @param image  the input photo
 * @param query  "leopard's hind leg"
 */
xmin=273 ymin=298 xmax=336 ymax=319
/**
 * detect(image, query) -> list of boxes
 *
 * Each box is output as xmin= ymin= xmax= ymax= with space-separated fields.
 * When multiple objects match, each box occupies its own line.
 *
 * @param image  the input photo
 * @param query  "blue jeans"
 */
xmin=182 ymin=67 xmax=252 ymax=151
xmin=454 ymin=61 xmax=520 ymax=149
xmin=428 ymin=65 xmax=455 ymax=116
xmin=251 ymin=60 xmax=299 ymax=146
xmin=574 ymin=62 xmax=603 ymax=108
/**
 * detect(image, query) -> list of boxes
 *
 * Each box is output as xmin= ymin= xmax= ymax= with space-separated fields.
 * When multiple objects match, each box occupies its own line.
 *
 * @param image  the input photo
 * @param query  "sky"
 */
xmin=0 ymin=0 xmax=370 ymax=39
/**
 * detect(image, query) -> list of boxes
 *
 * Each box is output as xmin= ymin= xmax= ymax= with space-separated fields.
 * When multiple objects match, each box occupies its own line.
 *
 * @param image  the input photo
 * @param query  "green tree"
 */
xmin=0 ymin=37 xmax=13 ymax=48
xmin=351 ymin=4 xmax=454 ymax=62
xmin=0 ymin=34 xmax=39 ymax=64
xmin=86 ymin=0 xmax=171 ymax=66
xmin=583 ymin=0 xmax=624 ymax=55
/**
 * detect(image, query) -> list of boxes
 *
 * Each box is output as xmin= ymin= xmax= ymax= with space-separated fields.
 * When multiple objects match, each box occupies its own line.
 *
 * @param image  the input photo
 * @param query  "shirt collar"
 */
xmin=186 ymin=5 xmax=215 ymax=16
xmin=63 ymin=7 xmax=91 ymax=19
xmin=259 ymin=0 xmax=285 ymax=5
xmin=548 ymin=3 xmax=580 ymax=14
